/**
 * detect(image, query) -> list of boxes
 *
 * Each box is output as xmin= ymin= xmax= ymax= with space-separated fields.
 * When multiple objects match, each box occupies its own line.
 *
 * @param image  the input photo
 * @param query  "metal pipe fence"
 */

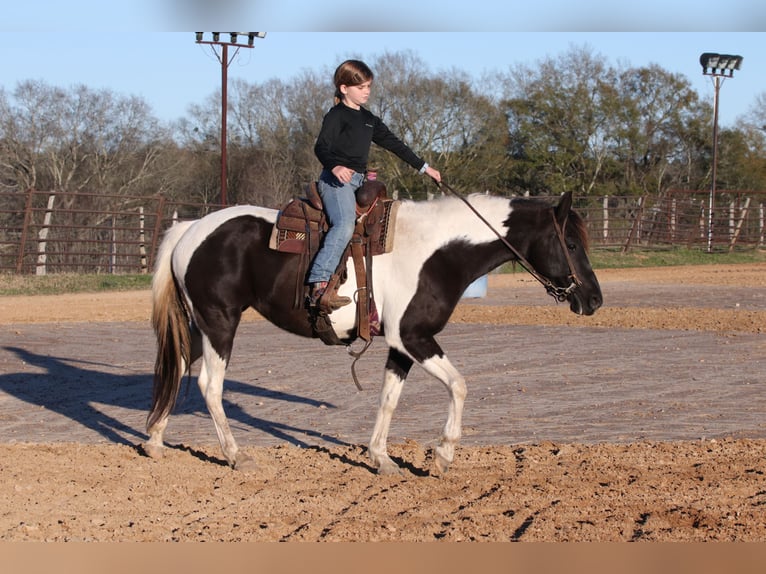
xmin=0 ymin=190 xmax=215 ymax=275
xmin=1 ymin=188 xmax=764 ymax=275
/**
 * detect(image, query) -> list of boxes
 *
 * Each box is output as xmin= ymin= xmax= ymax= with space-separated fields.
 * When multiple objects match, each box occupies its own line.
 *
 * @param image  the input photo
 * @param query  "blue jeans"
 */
xmin=307 ymin=169 xmax=364 ymax=284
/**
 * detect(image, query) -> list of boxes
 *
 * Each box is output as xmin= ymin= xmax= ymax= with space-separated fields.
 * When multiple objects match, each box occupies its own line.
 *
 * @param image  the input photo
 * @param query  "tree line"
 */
xmin=2 ymin=46 xmax=766 ymax=216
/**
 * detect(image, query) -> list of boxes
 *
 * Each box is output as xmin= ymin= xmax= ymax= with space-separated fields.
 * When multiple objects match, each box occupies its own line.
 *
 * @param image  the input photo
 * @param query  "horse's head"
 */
xmin=522 ymin=192 xmax=603 ymax=316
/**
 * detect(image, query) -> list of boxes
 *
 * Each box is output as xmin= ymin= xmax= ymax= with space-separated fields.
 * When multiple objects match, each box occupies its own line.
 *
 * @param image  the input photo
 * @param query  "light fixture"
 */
xmin=195 ymin=32 xmax=203 ymax=42
xmin=212 ymin=32 xmax=220 ymax=42
xmin=699 ymin=51 xmax=743 ymax=252
xmin=700 ymin=52 xmax=743 ymax=77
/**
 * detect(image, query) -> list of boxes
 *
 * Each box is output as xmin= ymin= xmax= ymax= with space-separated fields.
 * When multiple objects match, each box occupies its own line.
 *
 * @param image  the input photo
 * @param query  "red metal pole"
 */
xmin=196 ymin=33 xmax=265 ymax=205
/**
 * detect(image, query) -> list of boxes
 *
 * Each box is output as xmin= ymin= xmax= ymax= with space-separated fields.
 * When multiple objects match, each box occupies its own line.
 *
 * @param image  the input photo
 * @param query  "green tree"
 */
xmin=502 ymin=46 xmax=617 ymax=196
xmin=612 ymin=64 xmax=704 ymax=196
xmin=367 ymin=51 xmax=508 ymax=199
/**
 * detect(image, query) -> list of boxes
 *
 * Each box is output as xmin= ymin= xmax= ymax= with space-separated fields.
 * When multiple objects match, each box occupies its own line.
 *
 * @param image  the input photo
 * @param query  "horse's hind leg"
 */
xmin=369 ymin=348 xmax=413 ymax=475
xmin=144 ymin=417 xmax=169 ymax=459
xmin=197 ymin=335 xmax=256 ymax=471
xmin=144 ymin=327 xmax=203 ymax=459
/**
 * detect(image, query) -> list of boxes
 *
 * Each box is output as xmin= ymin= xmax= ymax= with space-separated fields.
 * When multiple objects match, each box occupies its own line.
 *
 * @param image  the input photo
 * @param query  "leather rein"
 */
xmin=438 ymin=181 xmax=582 ymax=302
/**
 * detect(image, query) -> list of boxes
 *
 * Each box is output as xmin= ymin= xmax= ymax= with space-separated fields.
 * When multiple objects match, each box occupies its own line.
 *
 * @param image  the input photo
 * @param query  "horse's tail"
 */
xmin=147 ymin=220 xmax=195 ymax=431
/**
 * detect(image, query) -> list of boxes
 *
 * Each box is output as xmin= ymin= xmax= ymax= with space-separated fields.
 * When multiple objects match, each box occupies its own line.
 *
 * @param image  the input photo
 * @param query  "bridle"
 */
xmin=438 ymin=181 xmax=583 ymax=303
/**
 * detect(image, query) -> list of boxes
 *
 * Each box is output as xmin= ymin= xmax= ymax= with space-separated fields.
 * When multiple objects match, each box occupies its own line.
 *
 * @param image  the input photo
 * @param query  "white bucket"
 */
xmin=461 ymin=275 xmax=488 ymax=298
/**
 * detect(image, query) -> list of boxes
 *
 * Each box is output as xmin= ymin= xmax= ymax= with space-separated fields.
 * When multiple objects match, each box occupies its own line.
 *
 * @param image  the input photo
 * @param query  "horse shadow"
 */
xmin=0 ymin=345 xmax=348 ymax=451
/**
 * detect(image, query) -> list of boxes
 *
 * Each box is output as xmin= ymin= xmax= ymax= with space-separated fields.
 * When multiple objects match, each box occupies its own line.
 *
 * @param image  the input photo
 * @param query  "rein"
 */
xmin=437 ymin=181 xmax=582 ymax=302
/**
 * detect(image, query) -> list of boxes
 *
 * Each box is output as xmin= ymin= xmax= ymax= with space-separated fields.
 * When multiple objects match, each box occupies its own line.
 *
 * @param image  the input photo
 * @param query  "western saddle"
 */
xmin=269 ymin=178 xmax=399 ymax=345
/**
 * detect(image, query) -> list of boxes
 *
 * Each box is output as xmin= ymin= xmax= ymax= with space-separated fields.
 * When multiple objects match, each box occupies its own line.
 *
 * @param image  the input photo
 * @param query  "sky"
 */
xmin=1 ymin=3 xmax=765 ymax=128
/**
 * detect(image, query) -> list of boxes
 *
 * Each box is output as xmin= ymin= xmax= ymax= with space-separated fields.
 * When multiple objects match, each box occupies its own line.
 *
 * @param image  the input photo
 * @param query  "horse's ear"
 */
xmin=555 ymin=191 xmax=573 ymax=226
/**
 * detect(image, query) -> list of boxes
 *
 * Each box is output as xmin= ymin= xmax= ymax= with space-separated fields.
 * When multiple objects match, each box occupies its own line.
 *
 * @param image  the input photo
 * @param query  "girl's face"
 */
xmin=340 ymin=80 xmax=372 ymax=109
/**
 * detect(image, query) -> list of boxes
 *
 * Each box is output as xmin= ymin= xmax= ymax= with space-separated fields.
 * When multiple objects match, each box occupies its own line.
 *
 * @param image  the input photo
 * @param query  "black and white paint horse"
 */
xmin=145 ymin=190 xmax=602 ymax=475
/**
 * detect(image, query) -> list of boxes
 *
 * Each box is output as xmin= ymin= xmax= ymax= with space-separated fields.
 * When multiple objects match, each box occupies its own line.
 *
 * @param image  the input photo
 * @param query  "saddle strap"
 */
xmin=350 ymin=227 xmax=371 ymax=342
xmin=295 ymin=201 xmax=315 ymax=309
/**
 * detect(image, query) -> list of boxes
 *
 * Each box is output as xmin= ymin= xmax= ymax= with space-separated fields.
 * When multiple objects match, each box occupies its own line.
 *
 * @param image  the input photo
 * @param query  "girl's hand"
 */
xmin=425 ymin=165 xmax=441 ymax=183
xmin=332 ymin=165 xmax=354 ymax=184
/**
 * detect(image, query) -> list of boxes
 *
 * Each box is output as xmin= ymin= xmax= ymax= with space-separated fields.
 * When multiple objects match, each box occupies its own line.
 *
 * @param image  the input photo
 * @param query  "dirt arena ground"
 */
xmin=0 ymin=263 xmax=765 ymax=542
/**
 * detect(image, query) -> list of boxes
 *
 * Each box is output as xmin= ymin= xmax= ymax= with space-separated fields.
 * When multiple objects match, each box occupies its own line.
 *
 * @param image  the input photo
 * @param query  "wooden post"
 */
xmin=669 ymin=198 xmax=677 ymax=243
xmin=110 ymin=215 xmax=117 ymax=274
xmin=35 ymin=193 xmax=56 ymax=276
xmin=148 ymin=196 xmax=166 ymax=272
xmin=621 ymin=196 xmax=645 ymax=254
xmin=139 ymin=206 xmax=147 ymax=274
xmin=728 ymin=197 xmax=751 ymax=252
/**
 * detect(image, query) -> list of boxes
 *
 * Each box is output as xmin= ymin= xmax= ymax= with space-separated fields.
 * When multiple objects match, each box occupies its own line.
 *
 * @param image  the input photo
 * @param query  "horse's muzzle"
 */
xmin=570 ymin=289 xmax=603 ymax=316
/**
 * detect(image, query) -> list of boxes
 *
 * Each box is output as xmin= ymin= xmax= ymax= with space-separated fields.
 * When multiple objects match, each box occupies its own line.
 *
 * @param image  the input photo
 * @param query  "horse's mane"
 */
xmin=509 ymin=195 xmax=590 ymax=252
xmin=401 ymin=192 xmax=589 ymax=252
xmin=568 ymin=209 xmax=590 ymax=252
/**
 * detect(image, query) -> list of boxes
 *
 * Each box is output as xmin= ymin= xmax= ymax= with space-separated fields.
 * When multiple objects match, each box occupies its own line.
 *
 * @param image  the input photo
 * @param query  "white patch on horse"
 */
xmin=372 ymin=194 xmax=511 ymax=355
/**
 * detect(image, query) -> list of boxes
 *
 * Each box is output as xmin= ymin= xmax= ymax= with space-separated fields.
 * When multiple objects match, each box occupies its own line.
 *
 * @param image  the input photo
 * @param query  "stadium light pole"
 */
xmin=195 ymin=32 xmax=267 ymax=206
xmin=699 ymin=52 xmax=742 ymax=252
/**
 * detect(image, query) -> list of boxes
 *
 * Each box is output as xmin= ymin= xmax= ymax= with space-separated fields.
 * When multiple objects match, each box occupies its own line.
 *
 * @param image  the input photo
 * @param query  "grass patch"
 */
xmin=497 ymin=246 xmax=766 ymax=273
xmin=588 ymin=247 xmax=766 ymax=269
xmin=0 ymin=273 xmax=152 ymax=296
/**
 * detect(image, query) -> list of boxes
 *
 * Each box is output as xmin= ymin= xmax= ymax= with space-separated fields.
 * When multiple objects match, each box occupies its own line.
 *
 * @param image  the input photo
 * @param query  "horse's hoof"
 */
xmin=432 ymin=453 xmax=451 ymax=476
xmin=376 ymin=460 xmax=403 ymax=476
xmin=142 ymin=443 xmax=164 ymax=459
xmin=233 ymin=453 xmax=258 ymax=472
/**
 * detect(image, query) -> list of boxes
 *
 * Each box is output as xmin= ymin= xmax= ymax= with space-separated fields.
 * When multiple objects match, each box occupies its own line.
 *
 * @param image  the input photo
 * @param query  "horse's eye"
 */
xmin=567 ymin=242 xmax=577 ymax=252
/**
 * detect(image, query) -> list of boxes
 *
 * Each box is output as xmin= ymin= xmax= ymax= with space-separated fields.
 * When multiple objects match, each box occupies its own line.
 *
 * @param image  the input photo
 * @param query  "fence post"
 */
xmin=148 ymin=196 xmax=166 ymax=272
xmin=670 ymin=198 xmax=677 ymax=242
xmin=139 ymin=206 xmax=147 ymax=274
xmin=621 ymin=196 xmax=645 ymax=254
xmin=35 ymin=193 xmax=56 ymax=275
xmin=602 ymin=196 xmax=609 ymax=242
xmin=728 ymin=197 xmax=751 ymax=252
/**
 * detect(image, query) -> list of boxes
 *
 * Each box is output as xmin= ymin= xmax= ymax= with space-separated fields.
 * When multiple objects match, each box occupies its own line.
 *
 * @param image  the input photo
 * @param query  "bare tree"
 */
xmin=0 ymin=80 xmax=173 ymax=272
xmin=365 ymin=51 xmax=508 ymax=198
xmin=227 ymin=72 xmax=328 ymax=207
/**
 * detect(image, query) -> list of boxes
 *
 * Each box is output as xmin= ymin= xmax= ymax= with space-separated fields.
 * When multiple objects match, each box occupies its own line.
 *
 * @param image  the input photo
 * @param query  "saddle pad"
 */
xmin=269 ymin=199 xmax=400 ymax=257
xmin=367 ymin=199 xmax=399 ymax=256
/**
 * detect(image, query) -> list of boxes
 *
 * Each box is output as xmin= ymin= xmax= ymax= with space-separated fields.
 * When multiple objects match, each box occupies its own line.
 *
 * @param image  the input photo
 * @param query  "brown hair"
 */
xmin=333 ymin=59 xmax=374 ymax=105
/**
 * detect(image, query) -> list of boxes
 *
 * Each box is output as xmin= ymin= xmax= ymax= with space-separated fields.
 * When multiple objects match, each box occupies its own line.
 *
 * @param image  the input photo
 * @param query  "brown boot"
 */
xmin=308 ymin=281 xmax=351 ymax=311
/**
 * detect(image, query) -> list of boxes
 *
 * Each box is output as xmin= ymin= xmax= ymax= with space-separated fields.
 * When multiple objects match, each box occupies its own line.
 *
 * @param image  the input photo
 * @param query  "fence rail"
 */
xmin=1 ymin=188 xmax=764 ymax=275
xmin=0 ymin=190 xmax=214 ymax=275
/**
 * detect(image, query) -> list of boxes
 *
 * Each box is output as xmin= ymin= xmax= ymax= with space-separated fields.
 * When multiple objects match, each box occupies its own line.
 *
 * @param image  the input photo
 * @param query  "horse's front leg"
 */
xmin=419 ymin=354 xmax=467 ymax=475
xmin=368 ymin=348 xmax=412 ymax=475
